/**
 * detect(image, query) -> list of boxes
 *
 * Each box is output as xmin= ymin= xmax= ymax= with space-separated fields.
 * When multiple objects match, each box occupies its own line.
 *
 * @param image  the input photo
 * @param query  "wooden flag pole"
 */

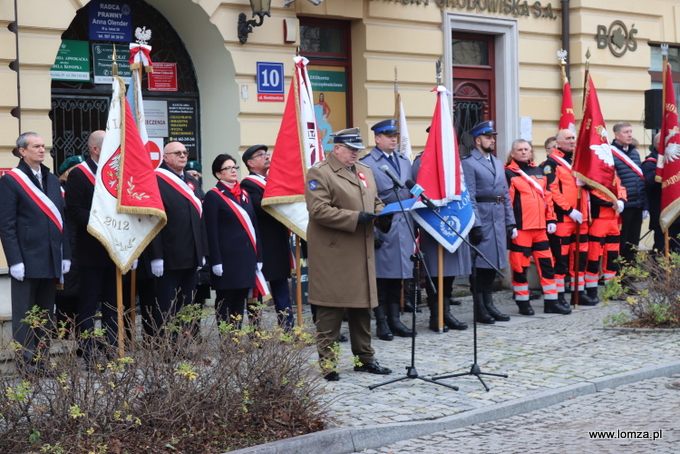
xmin=296 ymin=235 xmax=303 ymax=327
xmin=662 ymin=45 xmax=670 ymax=260
xmin=116 ymin=267 xmax=125 ymax=358
xmin=130 ymin=269 xmax=137 ymax=340
xmin=438 ymin=243 xmax=444 ymax=332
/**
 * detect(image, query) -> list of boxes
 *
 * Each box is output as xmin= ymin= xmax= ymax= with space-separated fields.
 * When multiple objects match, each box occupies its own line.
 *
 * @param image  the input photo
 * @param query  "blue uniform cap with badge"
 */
xmin=371 ymin=118 xmax=399 ymax=136
xmin=331 ymin=127 xmax=365 ymax=150
xmin=469 ymin=120 xmax=498 ymax=138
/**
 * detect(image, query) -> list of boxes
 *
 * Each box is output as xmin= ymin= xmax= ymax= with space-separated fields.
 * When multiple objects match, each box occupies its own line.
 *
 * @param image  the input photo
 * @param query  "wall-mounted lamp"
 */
xmin=238 ymin=0 xmax=272 ymax=44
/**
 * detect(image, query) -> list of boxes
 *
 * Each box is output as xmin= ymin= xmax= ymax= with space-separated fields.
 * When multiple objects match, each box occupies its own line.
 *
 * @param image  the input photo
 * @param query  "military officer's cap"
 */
xmin=371 ymin=118 xmax=399 ymax=135
xmin=58 ymin=155 xmax=86 ymax=176
xmin=331 ymin=128 xmax=365 ymax=150
xmin=469 ymin=120 xmax=498 ymax=138
xmin=186 ymin=160 xmax=202 ymax=172
xmin=242 ymin=144 xmax=268 ymax=164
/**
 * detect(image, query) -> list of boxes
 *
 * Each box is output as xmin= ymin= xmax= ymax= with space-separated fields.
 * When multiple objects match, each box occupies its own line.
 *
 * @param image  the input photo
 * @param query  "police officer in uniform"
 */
xmin=305 ymin=128 xmax=392 ymax=381
xmin=462 ymin=121 xmax=516 ymax=324
xmin=359 ymin=119 xmax=414 ymax=340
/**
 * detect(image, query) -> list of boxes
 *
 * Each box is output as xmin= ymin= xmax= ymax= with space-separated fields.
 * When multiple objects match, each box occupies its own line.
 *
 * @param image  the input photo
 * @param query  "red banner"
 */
xmin=658 ymin=64 xmax=680 ymax=232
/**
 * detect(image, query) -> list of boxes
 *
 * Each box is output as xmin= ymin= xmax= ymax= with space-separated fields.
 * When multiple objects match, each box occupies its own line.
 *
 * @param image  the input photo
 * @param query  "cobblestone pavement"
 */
xmin=355 ymin=375 xmax=680 ymax=453
xmin=319 ymin=290 xmax=680 ymax=428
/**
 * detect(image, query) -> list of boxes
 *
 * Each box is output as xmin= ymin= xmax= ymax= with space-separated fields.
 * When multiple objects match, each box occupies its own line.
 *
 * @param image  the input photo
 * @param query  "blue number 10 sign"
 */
xmin=257 ymin=62 xmax=284 ymax=102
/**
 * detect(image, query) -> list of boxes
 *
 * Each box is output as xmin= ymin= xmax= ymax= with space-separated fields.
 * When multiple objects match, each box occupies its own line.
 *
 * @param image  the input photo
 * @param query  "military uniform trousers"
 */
xmin=549 ymin=220 xmax=589 ymax=293
xmin=510 ymin=229 xmax=558 ymax=302
xmin=314 ymin=306 xmax=375 ymax=368
xmin=586 ymin=218 xmax=621 ymax=287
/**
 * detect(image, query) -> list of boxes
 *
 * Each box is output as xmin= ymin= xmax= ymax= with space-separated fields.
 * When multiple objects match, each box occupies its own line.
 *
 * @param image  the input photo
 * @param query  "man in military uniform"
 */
xmin=305 ymin=128 xmax=392 ymax=381
xmin=462 ymin=121 xmax=516 ymax=324
xmin=359 ymin=119 xmax=414 ymax=340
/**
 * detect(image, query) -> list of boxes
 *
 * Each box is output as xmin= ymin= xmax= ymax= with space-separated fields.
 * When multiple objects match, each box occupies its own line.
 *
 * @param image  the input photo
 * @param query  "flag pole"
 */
xmin=437 ymin=243 xmax=444 ymax=332
xmin=661 ymin=44 xmax=670 ymax=260
xmin=394 ymin=66 xmax=399 ymax=119
xmin=295 ymin=235 xmax=303 ymax=327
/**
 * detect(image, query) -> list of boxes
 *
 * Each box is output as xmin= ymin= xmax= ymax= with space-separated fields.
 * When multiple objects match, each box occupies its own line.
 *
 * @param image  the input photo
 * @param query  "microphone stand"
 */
xmin=368 ymin=181 xmax=458 ymax=392
xmin=411 ymin=188 xmax=508 ymax=391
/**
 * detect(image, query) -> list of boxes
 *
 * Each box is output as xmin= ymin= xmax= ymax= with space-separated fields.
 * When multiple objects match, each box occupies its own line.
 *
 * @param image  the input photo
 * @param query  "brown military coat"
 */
xmin=305 ymin=152 xmax=384 ymax=308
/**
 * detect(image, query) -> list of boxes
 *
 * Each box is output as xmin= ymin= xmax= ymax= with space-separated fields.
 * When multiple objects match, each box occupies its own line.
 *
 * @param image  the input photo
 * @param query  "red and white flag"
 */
xmin=559 ymin=75 xmax=576 ymax=134
xmin=657 ymin=64 xmax=680 ymax=231
xmin=394 ymin=79 xmax=414 ymax=162
xmin=261 ymin=56 xmax=322 ymax=239
xmin=572 ymin=73 xmax=618 ymax=207
xmin=87 ymin=76 xmax=166 ymax=272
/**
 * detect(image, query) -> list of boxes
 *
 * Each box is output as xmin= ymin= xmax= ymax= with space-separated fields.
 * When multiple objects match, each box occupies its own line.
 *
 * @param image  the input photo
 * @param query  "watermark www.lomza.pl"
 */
xmin=589 ymin=430 xmax=663 ymax=440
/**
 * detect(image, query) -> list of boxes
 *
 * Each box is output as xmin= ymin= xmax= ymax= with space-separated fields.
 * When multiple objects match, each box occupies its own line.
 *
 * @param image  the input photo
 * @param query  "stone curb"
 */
xmin=228 ymin=360 xmax=680 ymax=454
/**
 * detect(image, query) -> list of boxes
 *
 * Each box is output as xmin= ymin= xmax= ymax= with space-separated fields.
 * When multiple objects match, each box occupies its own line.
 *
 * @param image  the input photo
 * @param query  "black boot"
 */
xmin=427 ymin=297 xmax=449 ymax=332
xmin=373 ymin=306 xmax=393 ymax=341
xmin=443 ymin=298 xmax=467 ymax=330
xmin=474 ymin=293 xmax=495 ymax=324
xmin=544 ymin=298 xmax=572 ymax=314
xmin=483 ymin=292 xmax=510 ymax=321
xmin=516 ymin=300 xmax=534 ymax=316
xmin=387 ymin=302 xmax=415 ymax=337
xmin=449 ymin=297 xmax=462 ymax=306
xmin=585 ymin=287 xmax=600 ymax=305
xmin=571 ymin=290 xmax=598 ymax=306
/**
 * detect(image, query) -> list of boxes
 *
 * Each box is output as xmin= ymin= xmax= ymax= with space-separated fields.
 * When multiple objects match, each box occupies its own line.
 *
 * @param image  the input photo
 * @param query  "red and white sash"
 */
xmin=8 ymin=169 xmax=63 ymax=232
xmin=76 ymin=161 xmax=96 ymax=186
xmin=156 ymin=168 xmax=203 ymax=216
xmin=211 ymin=187 xmax=269 ymax=297
xmin=610 ymin=144 xmax=644 ymax=179
xmin=243 ymin=174 xmax=266 ymax=190
xmin=552 ymin=154 xmax=572 ymax=171
xmin=509 ymin=167 xmax=546 ymax=202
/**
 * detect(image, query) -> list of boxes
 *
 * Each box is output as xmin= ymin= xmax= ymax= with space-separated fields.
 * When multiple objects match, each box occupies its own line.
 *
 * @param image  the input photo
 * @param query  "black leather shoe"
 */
xmin=572 ymin=291 xmax=598 ymax=306
xmin=517 ymin=301 xmax=534 ymax=316
xmin=354 ymin=360 xmax=392 ymax=375
xmin=323 ymin=371 xmax=340 ymax=381
xmin=544 ymin=300 xmax=571 ymax=314
xmin=337 ymin=333 xmax=349 ymax=343
xmin=448 ymin=298 xmax=462 ymax=306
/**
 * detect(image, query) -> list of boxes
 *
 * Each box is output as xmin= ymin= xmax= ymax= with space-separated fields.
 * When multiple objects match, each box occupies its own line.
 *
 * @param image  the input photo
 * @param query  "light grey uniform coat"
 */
xmin=461 ymin=147 xmax=515 ymax=270
xmin=360 ymin=147 xmax=415 ymax=279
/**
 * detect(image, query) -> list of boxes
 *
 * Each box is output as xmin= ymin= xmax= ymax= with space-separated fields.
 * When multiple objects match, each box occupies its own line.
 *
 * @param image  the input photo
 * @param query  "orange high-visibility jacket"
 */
xmin=505 ymin=160 xmax=556 ymax=230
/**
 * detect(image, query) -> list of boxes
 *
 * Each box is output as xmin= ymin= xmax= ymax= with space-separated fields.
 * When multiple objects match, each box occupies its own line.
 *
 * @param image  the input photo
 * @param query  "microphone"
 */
xmin=405 ymin=179 xmax=437 ymax=210
xmin=379 ymin=165 xmax=405 ymax=188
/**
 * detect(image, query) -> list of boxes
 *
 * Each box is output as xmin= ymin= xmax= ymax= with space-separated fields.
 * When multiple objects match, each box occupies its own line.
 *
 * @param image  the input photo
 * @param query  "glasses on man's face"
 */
xmin=252 ymin=152 xmax=270 ymax=159
xmin=340 ymin=145 xmax=360 ymax=153
xmin=221 ymin=165 xmax=239 ymax=172
xmin=166 ymin=150 xmax=189 ymax=156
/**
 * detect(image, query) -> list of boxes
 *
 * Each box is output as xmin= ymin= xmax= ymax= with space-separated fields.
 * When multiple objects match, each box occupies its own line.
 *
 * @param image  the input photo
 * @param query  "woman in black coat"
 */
xmin=203 ymin=154 xmax=261 ymax=327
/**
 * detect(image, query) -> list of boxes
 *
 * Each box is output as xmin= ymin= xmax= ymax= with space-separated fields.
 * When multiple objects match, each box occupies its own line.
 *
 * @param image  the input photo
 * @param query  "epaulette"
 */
xmin=312 ymin=160 xmax=326 ymax=169
xmin=462 ymin=154 xmax=472 ymax=159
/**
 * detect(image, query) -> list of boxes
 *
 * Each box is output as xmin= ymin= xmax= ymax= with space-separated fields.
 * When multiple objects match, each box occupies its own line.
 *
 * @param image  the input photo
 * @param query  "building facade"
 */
xmin=1 ymin=0 xmax=679 ymax=309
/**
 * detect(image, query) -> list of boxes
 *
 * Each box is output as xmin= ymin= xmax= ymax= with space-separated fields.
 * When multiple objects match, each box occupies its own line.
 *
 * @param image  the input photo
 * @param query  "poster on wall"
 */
xmin=148 ymin=62 xmax=178 ymax=92
xmin=167 ymin=100 xmax=198 ymax=158
xmin=50 ymin=40 xmax=90 ymax=81
xmin=92 ymin=43 xmax=131 ymax=84
xmin=88 ymin=1 xmax=132 ymax=42
xmin=307 ymin=66 xmax=348 ymax=154
xmin=144 ymin=100 xmax=169 ymax=137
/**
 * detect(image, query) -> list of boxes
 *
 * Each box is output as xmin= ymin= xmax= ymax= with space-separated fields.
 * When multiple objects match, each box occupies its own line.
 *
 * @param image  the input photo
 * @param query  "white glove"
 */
xmin=150 ymin=259 xmax=164 ymax=277
xmin=617 ymin=200 xmax=625 ymax=213
xmin=212 ymin=264 xmax=223 ymax=277
xmin=201 ymin=256 xmax=206 ymax=266
xmin=61 ymin=259 xmax=71 ymax=275
xmin=10 ymin=263 xmax=25 ymax=281
xmin=547 ymin=223 xmax=557 ymax=234
xmin=568 ymin=209 xmax=583 ymax=224
xmin=642 ymin=210 xmax=649 ymax=220
xmin=131 ymin=259 xmax=138 ymax=270
xmin=257 ymin=262 xmax=263 ymax=272
xmin=511 ymin=228 xmax=518 ymax=239
xmin=575 ymin=178 xmax=585 ymax=187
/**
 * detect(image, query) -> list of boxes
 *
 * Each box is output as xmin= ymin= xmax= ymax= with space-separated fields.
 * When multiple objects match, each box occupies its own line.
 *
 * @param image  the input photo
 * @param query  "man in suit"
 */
xmin=359 ymin=119 xmax=415 ymax=340
xmin=241 ymin=144 xmax=294 ymax=328
xmin=462 ymin=121 xmax=516 ymax=324
xmin=0 ymin=132 xmax=71 ymax=377
xmin=148 ymin=141 xmax=206 ymax=339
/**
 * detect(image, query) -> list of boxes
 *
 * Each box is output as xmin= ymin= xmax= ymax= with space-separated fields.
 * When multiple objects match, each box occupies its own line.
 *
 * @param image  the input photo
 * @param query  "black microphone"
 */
xmin=405 ymin=179 xmax=437 ymax=210
xmin=379 ymin=165 xmax=405 ymax=188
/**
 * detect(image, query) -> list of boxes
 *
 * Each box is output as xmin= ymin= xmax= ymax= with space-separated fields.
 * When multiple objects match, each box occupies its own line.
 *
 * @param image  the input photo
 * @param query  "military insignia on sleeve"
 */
xmin=309 ymin=180 xmax=318 ymax=190
xmin=543 ymin=166 xmax=552 ymax=175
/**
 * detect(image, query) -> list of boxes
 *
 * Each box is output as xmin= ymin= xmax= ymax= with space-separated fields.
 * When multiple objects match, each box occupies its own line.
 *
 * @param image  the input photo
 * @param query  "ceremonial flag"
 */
xmin=394 ymin=78 xmax=414 ymax=161
xmin=559 ymin=72 xmax=576 ymax=134
xmin=657 ymin=64 xmax=680 ymax=231
xmin=261 ymin=56 xmax=322 ymax=239
xmin=87 ymin=76 xmax=166 ymax=273
xmin=572 ymin=73 xmax=618 ymax=207
xmin=411 ymin=85 xmax=474 ymax=253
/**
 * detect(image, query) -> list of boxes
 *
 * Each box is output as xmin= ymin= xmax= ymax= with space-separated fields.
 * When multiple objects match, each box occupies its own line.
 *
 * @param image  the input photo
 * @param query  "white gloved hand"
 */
xmin=642 ymin=210 xmax=649 ymax=220
xmin=568 ymin=209 xmax=583 ymax=224
xmin=201 ymin=256 xmax=206 ymax=266
xmin=617 ymin=200 xmax=625 ymax=213
xmin=547 ymin=223 xmax=557 ymax=234
xmin=131 ymin=259 xmax=138 ymax=270
xmin=212 ymin=264 xmax=223 ymax=277
xmin=575 ymin=178 xmax=585 ymax=187
xmin=150 ymin=259 xmax=164 ymax=277
xmin=257 ymin=262 xmax=263 ymax=272
xmin=10 ymin=263 xmax=25 ymax=281
xmin=511 ymin=228 xmax=518 ymax=240
xmin=61 ymin=259 xmax=71 ymax=275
